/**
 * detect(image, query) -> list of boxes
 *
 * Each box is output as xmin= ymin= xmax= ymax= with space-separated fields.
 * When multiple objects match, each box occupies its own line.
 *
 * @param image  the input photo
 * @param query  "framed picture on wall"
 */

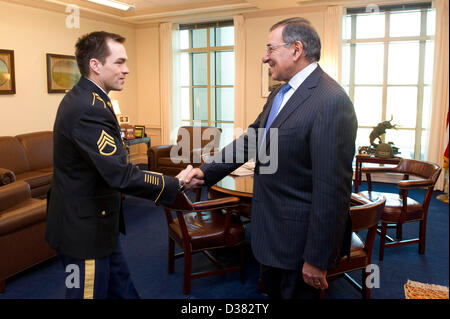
xmin=46 ymin=53 xmax=81 ymax=93
xmin=0 ymin=49 xmax=16 ymax=95
xmin=261 ymin=63 xmax=284 ymax=98
xmin=119 ymin=115 xmax=129 ymax=124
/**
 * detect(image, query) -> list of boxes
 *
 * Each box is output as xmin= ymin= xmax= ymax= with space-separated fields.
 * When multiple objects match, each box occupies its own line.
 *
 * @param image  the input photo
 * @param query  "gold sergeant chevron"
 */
xmin=97 ymin=130 xmax=117 ymax=156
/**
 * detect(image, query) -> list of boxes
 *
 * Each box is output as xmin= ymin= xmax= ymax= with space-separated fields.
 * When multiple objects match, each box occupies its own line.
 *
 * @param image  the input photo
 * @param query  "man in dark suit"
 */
xmin=46 ymin=31 xmax=190 ymax=299
xmin=184 ymin=18 xmax=357 ymax=298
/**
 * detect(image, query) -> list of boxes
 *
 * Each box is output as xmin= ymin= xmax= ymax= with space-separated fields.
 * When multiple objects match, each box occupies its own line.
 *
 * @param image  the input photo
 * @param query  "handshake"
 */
xmin=175 ymin=165 xmax=205 ymax=191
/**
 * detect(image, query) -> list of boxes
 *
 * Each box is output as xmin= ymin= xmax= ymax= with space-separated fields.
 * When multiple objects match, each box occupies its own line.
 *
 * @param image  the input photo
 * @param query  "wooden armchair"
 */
xmin=358 ymin=159 xmax=441 ymax=261
xmin=321 ymin=194 xmax=386 ymax=299
xmin=162 ymin=192 xmax=246 ymax=294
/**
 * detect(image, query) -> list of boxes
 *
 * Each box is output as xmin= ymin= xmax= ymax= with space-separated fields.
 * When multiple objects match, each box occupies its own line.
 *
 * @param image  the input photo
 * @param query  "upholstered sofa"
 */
xmin=0 ymin=180 xmax=56 ymax=293
xmin=0 ymin=131 xmax=53 ymax=198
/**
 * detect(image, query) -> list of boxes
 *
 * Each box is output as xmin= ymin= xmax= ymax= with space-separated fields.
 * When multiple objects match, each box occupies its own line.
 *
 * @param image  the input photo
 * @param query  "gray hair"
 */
xmin=270 ymin=17 xmax=321 ymax=62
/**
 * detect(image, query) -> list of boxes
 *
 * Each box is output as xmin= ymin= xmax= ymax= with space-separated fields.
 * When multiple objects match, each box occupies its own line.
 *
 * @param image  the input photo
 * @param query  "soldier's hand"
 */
xmin=176 ymin=165 xmax=193 ymax=182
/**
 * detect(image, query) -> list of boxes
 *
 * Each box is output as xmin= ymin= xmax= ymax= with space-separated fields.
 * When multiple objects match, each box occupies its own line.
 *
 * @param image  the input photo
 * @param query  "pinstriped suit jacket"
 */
xmin=201 ymin=66 xmax=357 ymax=270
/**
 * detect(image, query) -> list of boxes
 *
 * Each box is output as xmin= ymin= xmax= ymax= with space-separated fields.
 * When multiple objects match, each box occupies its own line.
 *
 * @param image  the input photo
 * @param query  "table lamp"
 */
xmin=112 ymin=99 xmax=121 ymax=116
xmin=112 ymin=99 xmax=129 ymax=124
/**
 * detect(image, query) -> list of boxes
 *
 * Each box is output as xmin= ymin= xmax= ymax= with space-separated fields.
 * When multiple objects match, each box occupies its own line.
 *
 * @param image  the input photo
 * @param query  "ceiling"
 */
xmin=2 ymin=0 xmax=420 ymax=26
xmin=81 ymin=0 xmax=340 ymax=12
xmin=130 ymin=0 xmax=232 ymax=10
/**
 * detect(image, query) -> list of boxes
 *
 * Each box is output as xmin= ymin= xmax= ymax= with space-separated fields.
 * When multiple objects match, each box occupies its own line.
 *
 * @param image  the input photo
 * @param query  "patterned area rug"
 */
xmin=404 ymin=279 xmax=449 ymax=299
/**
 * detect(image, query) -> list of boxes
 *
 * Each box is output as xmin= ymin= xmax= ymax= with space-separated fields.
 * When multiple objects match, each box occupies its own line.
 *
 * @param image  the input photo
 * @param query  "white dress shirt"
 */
xmin=86 ymin=77 xmax=110 ymax=99
xmin=276 ymin=62 xmax=318 ymax=115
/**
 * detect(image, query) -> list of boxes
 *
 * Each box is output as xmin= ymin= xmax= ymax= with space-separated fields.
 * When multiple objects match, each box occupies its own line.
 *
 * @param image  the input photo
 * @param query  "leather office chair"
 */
xmin=358 ymin=159 xmax=442 ymax=261
xmin=321 ymin=194 xmax=386 ymax=299
xmin=162 ymin=192 xmax=246 ymax=294
xmin=148 ymin=126 xmax=222 ymax=176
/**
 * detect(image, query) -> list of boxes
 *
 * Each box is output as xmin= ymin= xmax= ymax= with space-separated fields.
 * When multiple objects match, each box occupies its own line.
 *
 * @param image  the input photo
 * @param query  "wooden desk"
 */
xmin=209 ymin=175 xmax=254 ymax=217
xmin=354 ymin=154 xmax=401 ymax=192
xmin=123 ymin=136 xmax=151 ymax=148
xmin=123 ymin=137 xmax=151 ymax=162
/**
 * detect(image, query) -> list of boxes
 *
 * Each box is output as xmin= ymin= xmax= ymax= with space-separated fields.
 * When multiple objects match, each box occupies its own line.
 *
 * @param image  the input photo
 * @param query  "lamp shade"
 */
xmin=112 ymin=100 xmax=122 ymax=115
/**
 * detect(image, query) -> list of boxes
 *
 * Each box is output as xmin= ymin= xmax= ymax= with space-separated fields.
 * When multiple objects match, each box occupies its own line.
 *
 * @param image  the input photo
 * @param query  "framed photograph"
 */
xmin=119 ymin=115 xmax=129 ymax=124
xmin=46 ymin=53 xmax=81 ymax=93
xmin=261 ymin=63 xmax=284 ymax=98
xmin=133 ymin=125 xmax=145 ymax=138
xmin=120 ymin=124 xmax=135 ymax=140
xmin=0 ymin=49 xmax=16 ymax=95
xmin=126 ymin=127 xmax=135 ymax=140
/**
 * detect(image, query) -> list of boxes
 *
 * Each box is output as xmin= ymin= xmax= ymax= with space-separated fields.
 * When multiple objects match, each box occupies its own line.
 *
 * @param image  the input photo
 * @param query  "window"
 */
xmin=176 ymin=22 xmax=235 ymax=147
xmin=342 ymin=3 xmax=435 ymax=160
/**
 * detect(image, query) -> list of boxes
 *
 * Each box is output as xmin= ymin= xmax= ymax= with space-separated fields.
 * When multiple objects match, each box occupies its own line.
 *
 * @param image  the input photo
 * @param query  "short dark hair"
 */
xmin=270 ymin=17 xmax=321 ymax=62
xmin=75 ymin=31 xmax=125 ymax=77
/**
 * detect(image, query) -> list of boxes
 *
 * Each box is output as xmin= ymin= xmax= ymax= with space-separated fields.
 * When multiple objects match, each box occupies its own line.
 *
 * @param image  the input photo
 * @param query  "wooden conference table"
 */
xmin=209 ymin=174 xmax=254 ymax=218
xmin=207 ymin=173 xmax=359 ymax=215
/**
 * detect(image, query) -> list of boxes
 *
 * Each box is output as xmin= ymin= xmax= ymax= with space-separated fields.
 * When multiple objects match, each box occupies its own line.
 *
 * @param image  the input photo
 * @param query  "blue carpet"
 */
xmin=0 ymin=182 xmax=448 ymax=299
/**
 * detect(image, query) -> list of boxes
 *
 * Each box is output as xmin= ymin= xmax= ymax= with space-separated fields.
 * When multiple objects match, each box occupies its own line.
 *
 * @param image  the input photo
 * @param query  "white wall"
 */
xmin=0 ymin=1 xmax=137 ymax=136
xmin=243 ymin=8 xmax=325 ymax=128
xmin=0 ymin=2 xmax=346 ymax=147
xmin=134 ymin=25 xmax=163 ymax=149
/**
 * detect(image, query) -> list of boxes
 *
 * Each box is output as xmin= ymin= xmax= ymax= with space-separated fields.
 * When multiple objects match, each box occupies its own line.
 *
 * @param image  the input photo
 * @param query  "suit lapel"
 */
xmin=271 ymin=66 xmax=323 ymax=129
xmin=263 ymin=66 xmax=324 ymax=151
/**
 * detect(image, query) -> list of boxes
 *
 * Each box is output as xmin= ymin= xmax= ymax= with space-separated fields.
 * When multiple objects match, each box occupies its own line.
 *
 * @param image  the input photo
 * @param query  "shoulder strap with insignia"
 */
xmin=92 ymin=92 xmax=107 ymax=109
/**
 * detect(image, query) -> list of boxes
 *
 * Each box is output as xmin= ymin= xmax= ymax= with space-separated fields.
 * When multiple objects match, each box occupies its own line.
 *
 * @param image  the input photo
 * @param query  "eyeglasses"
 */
xmin=266 ymin=42 xmax=292 ymax=53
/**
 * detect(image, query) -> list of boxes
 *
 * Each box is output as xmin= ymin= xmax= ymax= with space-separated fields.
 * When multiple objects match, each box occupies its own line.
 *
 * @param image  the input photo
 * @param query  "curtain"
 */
xmin=321 ymin=6 xmax=343 ymax=82
xmin=427 ymin=0 xmax=449 ymax=190
xmin=233 ymin=15 xmax=246 ymax=136
xmin=171 ymin=23 xmax=182 ymax=145
xmin=159 ymin=22 xmax=174 ymax=145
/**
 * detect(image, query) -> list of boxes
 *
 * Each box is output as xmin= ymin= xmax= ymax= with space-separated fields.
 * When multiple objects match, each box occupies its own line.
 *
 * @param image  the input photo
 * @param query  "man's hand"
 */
xmin=302 ymin=261 xmax=328 ymax=290
xmin=183 ymin=167 xmax=205 ymax=190
xmin=176 ymin=166 xmax=205 ymax=191
xmin=176 ymin=165 xmax=193 ymax=182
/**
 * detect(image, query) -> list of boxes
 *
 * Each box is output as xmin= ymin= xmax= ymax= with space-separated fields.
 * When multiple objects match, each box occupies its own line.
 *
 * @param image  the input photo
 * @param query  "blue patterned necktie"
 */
xmin=259 ymin=83 xmax=291 ymax=151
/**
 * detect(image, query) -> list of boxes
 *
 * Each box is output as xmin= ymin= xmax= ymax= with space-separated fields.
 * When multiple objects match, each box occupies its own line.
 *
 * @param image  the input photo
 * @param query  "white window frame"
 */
xmin=178 ymin=22 xmax=235 ymax=129
xmin=343 ymin=3 xmax=434 ymax=160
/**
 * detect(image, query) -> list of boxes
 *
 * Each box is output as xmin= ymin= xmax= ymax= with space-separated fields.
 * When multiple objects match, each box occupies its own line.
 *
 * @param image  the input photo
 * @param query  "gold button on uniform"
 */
xmin=101 ymin=211 xmax=106 ymax=216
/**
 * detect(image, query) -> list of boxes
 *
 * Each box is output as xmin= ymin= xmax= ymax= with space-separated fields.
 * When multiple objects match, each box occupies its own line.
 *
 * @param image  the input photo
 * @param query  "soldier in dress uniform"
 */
xmin=45 ymin=31 xmax=190 ymax=299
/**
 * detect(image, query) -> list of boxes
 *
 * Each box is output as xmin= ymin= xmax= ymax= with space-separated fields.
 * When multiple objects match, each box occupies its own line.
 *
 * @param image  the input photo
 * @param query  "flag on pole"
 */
xmin=444 ymin=111 xmax=449 ymax=170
